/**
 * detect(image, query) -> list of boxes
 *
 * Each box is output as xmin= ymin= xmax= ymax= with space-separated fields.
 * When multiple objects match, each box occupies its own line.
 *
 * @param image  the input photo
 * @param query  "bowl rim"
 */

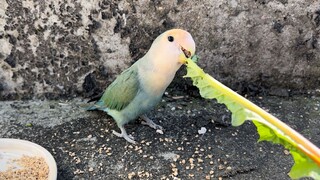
xmin=0 ymin=138 xmax=57 ymax=180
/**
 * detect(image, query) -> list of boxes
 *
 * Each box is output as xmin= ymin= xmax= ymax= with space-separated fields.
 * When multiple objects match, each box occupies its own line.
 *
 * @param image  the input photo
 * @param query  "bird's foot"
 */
xmin=140 ymin=115 xmax=164 ymax=131
xmin=141 ymin=121 xmax=164 ymax=131
xmin=112 ymin=128 xmax=136 ymax=144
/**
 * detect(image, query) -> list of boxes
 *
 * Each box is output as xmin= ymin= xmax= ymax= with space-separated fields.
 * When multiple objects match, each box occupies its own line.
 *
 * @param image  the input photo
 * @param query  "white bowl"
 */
xmin=0 ymin=138 xmax=57 ymax=180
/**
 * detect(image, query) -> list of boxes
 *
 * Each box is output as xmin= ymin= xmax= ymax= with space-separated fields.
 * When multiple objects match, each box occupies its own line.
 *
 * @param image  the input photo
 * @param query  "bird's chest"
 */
xmin=140 ymin=71 xmax=175 ymax=96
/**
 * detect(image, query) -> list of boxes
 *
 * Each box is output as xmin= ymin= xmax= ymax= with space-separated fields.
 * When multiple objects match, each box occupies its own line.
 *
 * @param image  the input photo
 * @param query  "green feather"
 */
xmin=100 ymin=64 xmax=139 ymax=111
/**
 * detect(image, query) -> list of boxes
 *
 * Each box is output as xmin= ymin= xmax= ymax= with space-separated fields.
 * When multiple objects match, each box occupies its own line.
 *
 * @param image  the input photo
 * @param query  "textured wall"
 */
xmin=0 ymin=0 xmax=320 ymax=100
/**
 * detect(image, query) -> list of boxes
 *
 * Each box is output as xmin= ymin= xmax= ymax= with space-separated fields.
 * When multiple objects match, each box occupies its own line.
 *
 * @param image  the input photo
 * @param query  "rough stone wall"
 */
xmin=0 ymin=0 xmax=320 ymax=100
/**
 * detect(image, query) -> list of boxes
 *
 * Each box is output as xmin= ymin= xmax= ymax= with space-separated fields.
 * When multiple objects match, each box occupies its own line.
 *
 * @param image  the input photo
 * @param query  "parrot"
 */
xmin=87 ymin=29 xmax=196 ymax=143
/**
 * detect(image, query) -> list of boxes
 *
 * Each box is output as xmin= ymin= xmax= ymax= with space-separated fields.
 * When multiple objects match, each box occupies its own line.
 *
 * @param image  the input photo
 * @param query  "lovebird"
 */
xmin=87 ymin=29 xmax=196 ymax=143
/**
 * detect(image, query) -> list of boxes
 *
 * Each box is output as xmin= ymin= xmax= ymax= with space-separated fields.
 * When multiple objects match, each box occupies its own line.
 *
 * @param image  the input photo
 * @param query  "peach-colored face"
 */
xmin=139 ymin=29 xmax=196 ymax=94
xmin=148 ymin=29 xmax=196 ymax=66
xmin=160 ymin=29 xmax=196 ymax=63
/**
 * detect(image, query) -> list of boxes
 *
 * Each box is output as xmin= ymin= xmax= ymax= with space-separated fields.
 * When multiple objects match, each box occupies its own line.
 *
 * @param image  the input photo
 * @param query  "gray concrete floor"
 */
xmin=1 ymin=94 xmax=319 ymax=179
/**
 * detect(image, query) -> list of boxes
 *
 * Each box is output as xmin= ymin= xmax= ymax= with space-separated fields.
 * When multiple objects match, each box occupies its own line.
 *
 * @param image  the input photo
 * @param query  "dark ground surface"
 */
xmin=0 ymin=92 xmax=319 ymax=179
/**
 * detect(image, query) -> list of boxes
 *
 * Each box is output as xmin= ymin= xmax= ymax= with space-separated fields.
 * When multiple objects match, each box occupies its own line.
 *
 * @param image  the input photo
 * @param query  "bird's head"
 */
xmin=145 ymin=29 xmax=196 ymax=71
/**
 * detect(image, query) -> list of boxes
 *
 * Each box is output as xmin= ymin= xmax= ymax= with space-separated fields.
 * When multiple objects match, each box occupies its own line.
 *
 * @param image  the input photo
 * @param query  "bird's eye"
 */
xmin=168 ymin=36 xmax=174 ymax=42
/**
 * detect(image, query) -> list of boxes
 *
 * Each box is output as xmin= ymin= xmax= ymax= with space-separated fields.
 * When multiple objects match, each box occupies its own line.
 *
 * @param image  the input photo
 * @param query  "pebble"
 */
xmin=156 ymin=129 xmax=164 ymax=134
xmin=284 ymin=149 xmax=290 ymax=155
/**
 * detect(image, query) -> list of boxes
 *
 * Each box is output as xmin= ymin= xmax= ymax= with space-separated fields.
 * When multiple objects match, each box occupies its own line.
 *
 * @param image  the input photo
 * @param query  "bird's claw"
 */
xmin=154 ymin=124 xmax=164 ymax=131
xmin=112 ymin=130 xmax=136 ymax=144
xmin=141 ymin=115 xmax=164 ymax=131
xmin=141 ymin=118 xmax=164 ymax=131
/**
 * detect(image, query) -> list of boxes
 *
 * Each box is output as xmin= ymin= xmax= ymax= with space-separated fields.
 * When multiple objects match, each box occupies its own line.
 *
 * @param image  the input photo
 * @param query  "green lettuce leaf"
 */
xmin=184 ymin=57 xmax=320 ymax=179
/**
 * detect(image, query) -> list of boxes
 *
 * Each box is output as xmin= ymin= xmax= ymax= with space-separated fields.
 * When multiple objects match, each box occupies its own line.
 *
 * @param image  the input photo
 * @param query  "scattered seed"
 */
xmin=172 ymin=96 xmax=184 ymax=100
xmin=74 ymin=169 xmax=84 ymax=174
xmin=172 ymin=167 xmax=178 ymax=176
xmin=128 ymin=172 xmax=136 ymax=179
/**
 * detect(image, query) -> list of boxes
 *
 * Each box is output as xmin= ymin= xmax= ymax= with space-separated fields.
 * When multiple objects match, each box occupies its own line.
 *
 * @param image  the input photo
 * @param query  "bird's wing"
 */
xmin=99 ymin=65 xmax=140 ymax=111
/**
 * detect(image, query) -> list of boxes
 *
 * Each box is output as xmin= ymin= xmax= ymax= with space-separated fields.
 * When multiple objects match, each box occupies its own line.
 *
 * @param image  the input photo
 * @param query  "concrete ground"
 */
xmin=1 ymin=93 xmax=319 ymax=179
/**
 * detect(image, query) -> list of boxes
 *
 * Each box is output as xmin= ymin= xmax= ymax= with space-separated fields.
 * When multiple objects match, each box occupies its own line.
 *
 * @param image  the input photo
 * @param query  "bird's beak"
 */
xmin=179 ymin=46 xmax=192 ymax=64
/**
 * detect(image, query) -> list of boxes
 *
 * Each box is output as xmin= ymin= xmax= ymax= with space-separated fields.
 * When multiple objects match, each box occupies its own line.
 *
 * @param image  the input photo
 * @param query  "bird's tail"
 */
xmin=85 ymin=100 xmax=104 ymax=111
xmin=86 ymin=105 xmax=98 ymax=111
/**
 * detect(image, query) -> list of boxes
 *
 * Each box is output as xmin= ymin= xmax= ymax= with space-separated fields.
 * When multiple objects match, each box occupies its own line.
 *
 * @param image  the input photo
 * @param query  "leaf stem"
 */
xmin=204 ymin=74 xmax=320 ymax=166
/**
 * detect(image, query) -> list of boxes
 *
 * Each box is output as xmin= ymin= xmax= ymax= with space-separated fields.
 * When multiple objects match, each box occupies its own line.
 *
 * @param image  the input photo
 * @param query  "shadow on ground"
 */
xmin=1 ymin=94 xmax=319 ymax=179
